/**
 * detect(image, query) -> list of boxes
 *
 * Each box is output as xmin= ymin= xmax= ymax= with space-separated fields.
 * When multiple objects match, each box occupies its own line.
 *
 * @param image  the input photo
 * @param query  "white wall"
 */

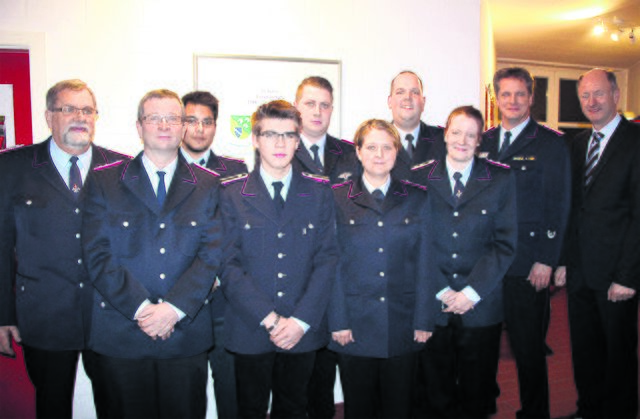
xmin=1 ymin=0 xmax=483 ymax=156
xmin=0 ymin=1 xmax=485 ymax=417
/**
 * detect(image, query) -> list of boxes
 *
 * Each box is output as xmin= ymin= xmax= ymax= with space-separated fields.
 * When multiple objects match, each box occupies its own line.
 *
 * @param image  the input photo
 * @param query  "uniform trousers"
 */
xmin=306 ymin=346 xmax=338 ymax=419
xmin=209 ymin=316 xmax=237 ymax=419
xmin=22 ymin=346 xmax=105 ymax=419
xmin=421 ymin=316 xmax=502 ymax=418
xmin=337 ymin=352 xmax=416 ymax=419
xmin=234 ymin=351 xmax=315 ymax=419
xmin=91 ymin=351 xmax=208 ymax=419
xmin=503 ymin=276 xmax=551 ymax=419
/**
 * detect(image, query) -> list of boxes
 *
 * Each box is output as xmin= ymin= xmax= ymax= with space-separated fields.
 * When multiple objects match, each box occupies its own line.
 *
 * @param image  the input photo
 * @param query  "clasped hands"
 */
xmin=263 ymin=312 xmax=304 ymax=351
xmin=332 ymin=329 xmax=432 ymax=346
xmin=136 ymin=302 xmax=179 ymax=340
xmin=441 ymin=289 xmax=475 ymax=315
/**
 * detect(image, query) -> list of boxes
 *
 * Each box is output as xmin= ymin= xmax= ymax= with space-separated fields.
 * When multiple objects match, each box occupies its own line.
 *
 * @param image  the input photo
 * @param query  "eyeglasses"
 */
xmin=51 ymin=106 xmax=98 ymax=117
xmin=184 ymin=117 xmax=215 ymax=128
xmin=259 ymin=131 xmax=299 ymax=142
xmin=142 ymin=114 xmax=184 ymax=126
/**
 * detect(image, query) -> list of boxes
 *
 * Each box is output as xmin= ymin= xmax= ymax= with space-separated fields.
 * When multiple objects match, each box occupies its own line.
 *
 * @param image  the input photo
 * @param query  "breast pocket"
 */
xmin=13 ymin=195 xmax=49 ymax=237
xmin=107 ymin=212 xmax=144 ymax=257
xmin=240 ymin=220 xmax=265 ymax=258
xmin=175 ymin=214 xmax=206 ymax=257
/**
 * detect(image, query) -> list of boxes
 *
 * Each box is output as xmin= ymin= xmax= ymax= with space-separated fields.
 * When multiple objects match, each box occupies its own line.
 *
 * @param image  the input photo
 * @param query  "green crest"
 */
xmin=230 ymin=115 xmax=251 ymax=140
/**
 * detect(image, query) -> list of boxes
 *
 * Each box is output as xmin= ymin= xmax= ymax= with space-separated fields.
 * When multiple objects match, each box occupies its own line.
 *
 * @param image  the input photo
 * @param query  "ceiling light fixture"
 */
xmin=593 ymin=17 xmax=639 ymax=44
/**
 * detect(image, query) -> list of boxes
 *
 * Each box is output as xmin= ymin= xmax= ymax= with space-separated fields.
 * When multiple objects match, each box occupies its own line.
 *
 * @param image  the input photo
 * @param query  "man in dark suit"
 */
xmin=387 ymin=70 xmax=444 ymax=181
xmin=180 ymin=90 xmax=247 ymax=419
xmin=220 ymin=100 xmax=338 ymax=418
xmin=292 ymin=76 xmax=358 ymax=419
xmin=292 ymin=76 xmax=358 ymax=184
xmin=555 ymin=69 xmax=640 ymax=419
xmin=480 ymin=67 xmax=571 ymax=419
xmin=82 ymin=89 xmax=222 ymax=418
xmin=0 ymin=79 xmax=128 ymax=418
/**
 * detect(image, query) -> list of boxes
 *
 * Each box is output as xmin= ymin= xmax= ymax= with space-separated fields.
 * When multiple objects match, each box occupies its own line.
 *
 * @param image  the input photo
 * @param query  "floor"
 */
xmin=332 ymin=287 xmax=579 ymax=419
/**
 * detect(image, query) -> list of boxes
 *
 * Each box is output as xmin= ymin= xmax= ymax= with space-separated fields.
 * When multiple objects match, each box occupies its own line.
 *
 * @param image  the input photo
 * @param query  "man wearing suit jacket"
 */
xmin=180 ymin=90 xmax=247 ymax=419
xmin=480 ymin=67 xmax=571 ymax=419
xmin=82 ymin=89 xmax=222 ymax=418
xmin=555 ymin=69 xmax=640 ymax=419
xmin=293 ymin=76 xmax=358 ymax=419
xmin=0 ymin=79 xmax=128 ymax=418
xmin=220 ymin=100 xmax=338 ymax=418
xmin=387 ymin=70 xmax=445 ymax=182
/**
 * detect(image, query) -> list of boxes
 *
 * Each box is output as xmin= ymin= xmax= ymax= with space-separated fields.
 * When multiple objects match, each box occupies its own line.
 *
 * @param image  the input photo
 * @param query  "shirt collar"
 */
xmin=49 ymin=138 xmax=93 ymax=184
xmin=259 ymin=165 xmax=293 ymax=201
xmin=394 ymin=124 xmax=421 ymax=151
xmin=180 ymin=147 xmax=209 ymax=165
xmin=362 ymin=173 xmax=391 ymax=196
xmin=501 ymin=117 xmax=530 ymax=143
xmin=142 ymin=153 xmax=178 ymax=194
xmin=300 ymin=134 xmax=326 ymax=161
xmin=446 ymin=158 xmax=474 ymax=187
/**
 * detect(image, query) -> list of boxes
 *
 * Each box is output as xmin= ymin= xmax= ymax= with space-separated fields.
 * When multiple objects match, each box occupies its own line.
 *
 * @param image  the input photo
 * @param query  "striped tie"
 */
xmin=584 ymin=131 xmax=604 ymax=186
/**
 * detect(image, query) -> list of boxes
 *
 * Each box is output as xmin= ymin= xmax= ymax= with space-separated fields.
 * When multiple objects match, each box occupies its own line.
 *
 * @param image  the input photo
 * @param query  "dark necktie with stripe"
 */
xmin=406 ymin=134 xmax=415 ymax=159
xmin=272 ymin=181 xmax=285 ymax=214
xmin=157 ymin=171 xmax=167 ymax=207
xmin=69 ymin=156 xmax=82 ymax=198
xmin=584 ymin=132 xmax=604 ymax=186
xmin=453 ymin=172 xmax=464 ymax=201
xmin=310 ymin=144 xmax=323 ymax=172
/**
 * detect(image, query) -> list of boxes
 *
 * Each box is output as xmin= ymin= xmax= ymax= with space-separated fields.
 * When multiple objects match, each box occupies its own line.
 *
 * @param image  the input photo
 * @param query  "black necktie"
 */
xmin=453 ymin=172 xmax=464 ymax=200
xmin=372 ymin=189 xmax=384 ymax=208
xmin=157 ymin=171 xmax=167 ymax=207
xmin=310 ymin=144 xmax=323 ymax=172
xmin=69 ymin=156 xmax=82 ymax=198
xmin=406 ymin=134 xmax=415 ymax=159
xmin=500 ymin=131 xmax=512 ymax=156
xmin=585 ymin=131 xmax=604 ymax=186
xmin=272 ymin=181 xmax=285 ymax=213
xmin=199 ymin=158 xmax=206 ymax=165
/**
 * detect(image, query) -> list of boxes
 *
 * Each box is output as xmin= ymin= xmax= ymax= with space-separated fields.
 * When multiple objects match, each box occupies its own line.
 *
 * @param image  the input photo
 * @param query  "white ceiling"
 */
xmin=488 ymin=0 xmax=640 ymax=68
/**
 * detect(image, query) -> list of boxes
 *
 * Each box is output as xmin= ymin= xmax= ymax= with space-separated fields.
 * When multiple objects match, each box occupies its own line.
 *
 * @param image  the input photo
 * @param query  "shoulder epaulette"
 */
xmin=485 ymin=159 xmax=511 ymax=169
xmin=483 ymin=126 xmax=499 ymax=135
xmin=302 ymin=172 xmax=330 ymax=184
xmin=400 ymin=179 xmax=428 ymax=191
xmin=194 ymin=164 xmax=221 ymax=177
xmin=219 ymin=155 xmax=246 ymax=163
xmin=540 ymin=124 xmax=564 ymax=137
xmin=221 ymin=173 xmax=249 ymax=186
xmin=94 ymin=160 xmax=126 ymax=171
xmin=411 ymin=159 xmax=436 ymax=171
xmin=0 ymin=144 xmax=28 ymax=155
xmin=331 ymin=180 xmax=353 ymax=190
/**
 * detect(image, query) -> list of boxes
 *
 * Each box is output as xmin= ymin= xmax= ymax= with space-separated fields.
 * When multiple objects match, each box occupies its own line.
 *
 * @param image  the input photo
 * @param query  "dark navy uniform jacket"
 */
xmin=293 ymin=134 xmax=360 ymax=183
xmin=328 ymin=177 xmax=431 ymax=358
xmin=201 ymin=150 xmax=248 ymax=319
xmin=481 ymin=120 xmax=570 ymax=276
xmin=393 ymin=121 xmax=445 ymax=183
xmin=82 ymin=152 xmax=222 ymax=359
xmin=219 ymin=168 xmax=338 ymax=355
xmin=0 ymin=139 xmax=129 ymax=350
xmin=417 ymin=156 xmax=517 ymax=329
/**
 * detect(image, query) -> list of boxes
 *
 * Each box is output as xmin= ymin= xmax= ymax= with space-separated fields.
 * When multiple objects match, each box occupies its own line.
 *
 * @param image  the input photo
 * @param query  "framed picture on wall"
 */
xmin=194 ymin=54 xmax=341 ymax=168
xmin=0 ymin=84 xmax=15 ymax=149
